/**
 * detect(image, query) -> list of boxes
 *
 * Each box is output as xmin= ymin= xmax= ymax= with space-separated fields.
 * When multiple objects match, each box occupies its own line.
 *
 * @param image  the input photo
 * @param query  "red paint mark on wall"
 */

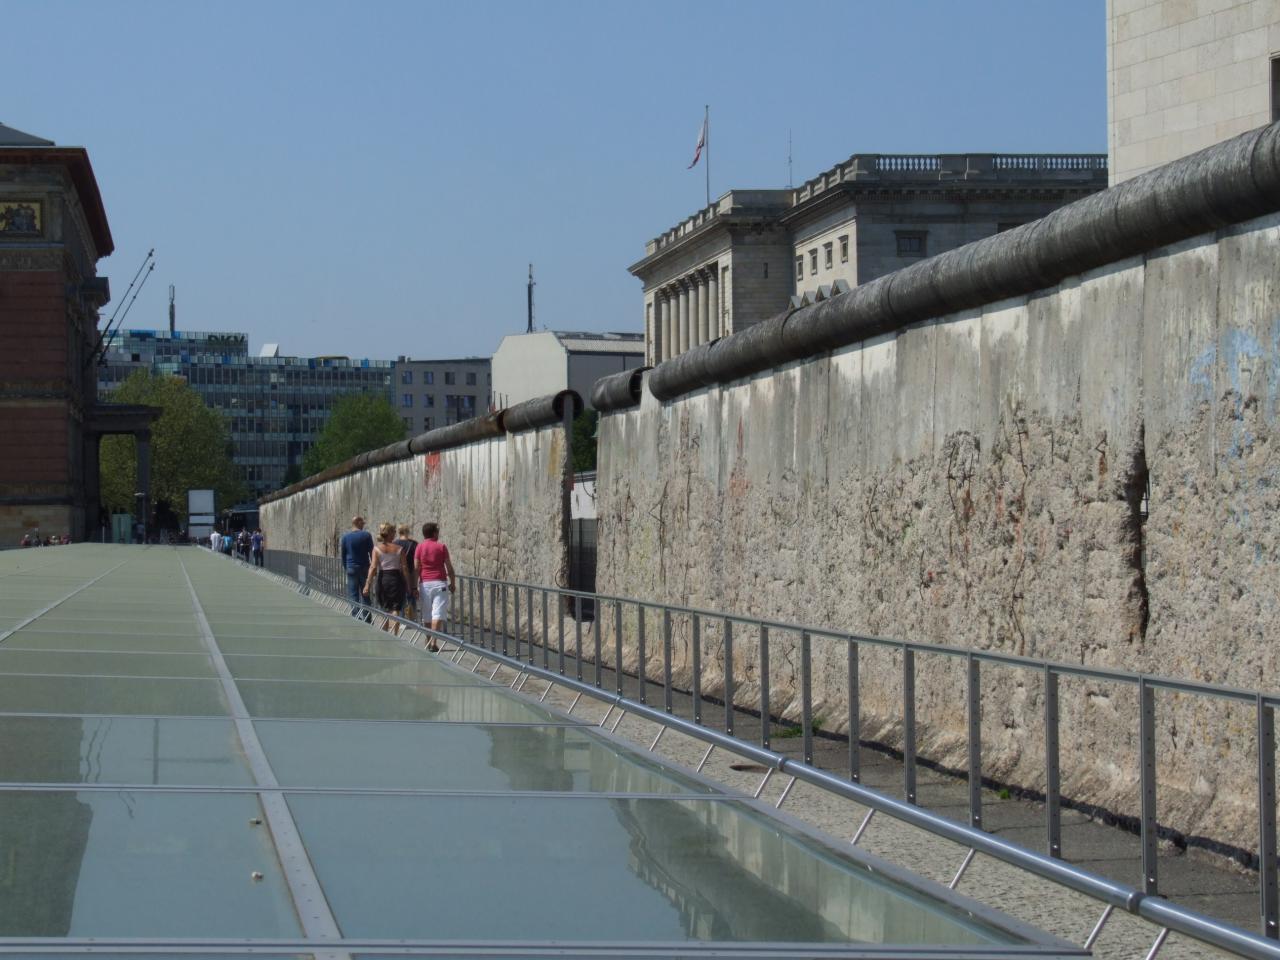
xmin=423 ymin=451 xmax=441 ymax=487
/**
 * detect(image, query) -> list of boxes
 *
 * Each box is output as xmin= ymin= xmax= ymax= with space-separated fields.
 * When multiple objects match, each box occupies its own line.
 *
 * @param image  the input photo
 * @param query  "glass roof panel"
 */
xmin=4 ymin=629 xmax=208 ymax=653
xmin=238 ymin=678 xmax=557 ymax=722
xmin=257 ymin=720 xmax=712 ymax=793
xmin=0 ymin=716 xmax=252 ymax=786
xmin=0 ymin=674 xmax=228 ymax=716
xmin=0 ymin=649 xmax=216 ymax=678
xmin=224 ymin=653 xmax=484 ymax=685
xmin=0 ymin=790 xmax=300 ymax=937
xmin=286 ymin=793 xmax=1019 ymax=946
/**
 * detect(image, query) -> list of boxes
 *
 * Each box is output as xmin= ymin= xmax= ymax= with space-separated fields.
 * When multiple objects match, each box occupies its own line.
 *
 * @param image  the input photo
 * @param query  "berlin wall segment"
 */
xmin=594 ymin=123 xmax=1280 ymax=856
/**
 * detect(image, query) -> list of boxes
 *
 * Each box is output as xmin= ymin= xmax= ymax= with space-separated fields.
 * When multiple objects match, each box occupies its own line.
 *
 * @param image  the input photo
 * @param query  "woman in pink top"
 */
xmin=414 ymin=521 xmax=456 ymax=643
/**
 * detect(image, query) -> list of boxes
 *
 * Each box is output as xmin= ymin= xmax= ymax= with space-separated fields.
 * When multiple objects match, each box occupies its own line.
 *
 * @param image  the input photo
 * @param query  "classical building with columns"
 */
xmin=630 ymin=152 xmax=1108 ymax=364
xmin=0 ymin=122 xmax=158 ymax=543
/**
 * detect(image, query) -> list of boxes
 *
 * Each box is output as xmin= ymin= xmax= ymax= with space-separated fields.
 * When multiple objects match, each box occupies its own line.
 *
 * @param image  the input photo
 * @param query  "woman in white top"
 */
xmin=364 ymin=522 xmax=410 ymax=633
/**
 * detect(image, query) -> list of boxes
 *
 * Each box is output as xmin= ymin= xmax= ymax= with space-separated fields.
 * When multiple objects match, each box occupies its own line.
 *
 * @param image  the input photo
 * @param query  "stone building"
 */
xmin=1107 ymin=0 xmax=1280 ymax=184
xmin=630 ymin=152 xmax=1107 ymax=364
xmin=491 ymin=330 xmax=644 ymax=410
xmin=0 ymin=123 xmax=159 ymax=543
xmin=392 ymin=356 xmax=490 ymax=434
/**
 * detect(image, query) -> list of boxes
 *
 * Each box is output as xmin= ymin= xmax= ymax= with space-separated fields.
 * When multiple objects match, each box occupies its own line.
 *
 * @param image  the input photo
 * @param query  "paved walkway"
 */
xmin=0 ymin=545 xmax=1088 ymax=958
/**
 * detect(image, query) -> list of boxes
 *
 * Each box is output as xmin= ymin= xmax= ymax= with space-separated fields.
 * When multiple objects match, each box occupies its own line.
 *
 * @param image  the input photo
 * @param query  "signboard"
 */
xmin=188 ymin=514 xmax=216 ymax=525
xmin=187 ymin=490 xmax=215 ymax=515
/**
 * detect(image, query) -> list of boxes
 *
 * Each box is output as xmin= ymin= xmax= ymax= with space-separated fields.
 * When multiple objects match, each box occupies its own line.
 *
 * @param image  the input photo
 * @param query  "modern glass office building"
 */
xmin=97 ymin=329 xmax=394 ymax=498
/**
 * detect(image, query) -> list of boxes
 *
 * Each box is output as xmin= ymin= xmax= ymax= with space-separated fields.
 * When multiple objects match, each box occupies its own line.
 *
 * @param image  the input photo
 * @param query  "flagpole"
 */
xmin=704 ymin=105 xmax=710 ymax=207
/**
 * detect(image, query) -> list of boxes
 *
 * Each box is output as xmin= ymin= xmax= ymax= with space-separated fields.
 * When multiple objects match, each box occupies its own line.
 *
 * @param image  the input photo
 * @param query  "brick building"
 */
xmin=0 ymin=123 xmax=154 ymax=543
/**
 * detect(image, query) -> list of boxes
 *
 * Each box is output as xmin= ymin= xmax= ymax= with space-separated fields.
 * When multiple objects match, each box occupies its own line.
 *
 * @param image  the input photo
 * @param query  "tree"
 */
xmin=302 ymin=393 xmax=405 ymax=477
xmin=99 ymin=371 xmax=246 ymax=516
xmin=571 ymin=409 xmax=598 ymax=473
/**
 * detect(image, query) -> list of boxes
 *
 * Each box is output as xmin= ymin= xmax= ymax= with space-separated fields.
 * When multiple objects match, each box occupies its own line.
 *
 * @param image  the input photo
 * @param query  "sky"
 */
xmin=6 ymin=0 xmax=1107 ymax=361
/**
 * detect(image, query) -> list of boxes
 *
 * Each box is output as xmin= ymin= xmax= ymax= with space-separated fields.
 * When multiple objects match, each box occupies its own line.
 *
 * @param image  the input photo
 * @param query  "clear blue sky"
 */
xmin=7 ymin=0 xmax=1106 ymax=361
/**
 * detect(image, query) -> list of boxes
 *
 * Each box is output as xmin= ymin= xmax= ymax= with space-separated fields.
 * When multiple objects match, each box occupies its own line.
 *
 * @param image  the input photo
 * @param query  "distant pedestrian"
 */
xmin=251 ymin=528 xmax=265 ymax=567
xmin=393 ymin=524 xmax=418 ymax=620
xmin=365 ymin=522 xmax=410 ymax=633
xmin=414 ymin=521 xmax=456 ymax=649
xmin=209 ymin=529 xmax=220 ymax=551
xmin=340 ymin=515 xmax=374 ymax=617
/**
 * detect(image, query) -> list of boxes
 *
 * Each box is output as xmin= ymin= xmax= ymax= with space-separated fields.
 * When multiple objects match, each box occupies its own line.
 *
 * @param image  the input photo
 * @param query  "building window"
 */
xmin=401 ymin=393 xmax=413 ymax=408
xmin=896 ymin=231 xmax=927 ymax=257
xmin=400 ymin=370 xmax=413 ymax=384
xmin=423 ymin=371 xmax=434 ymax=384
xmin=445 ymin=372 xmax=456 ymax=385
xmin=466 ymin=372 xmax=477 ymax=385
xmin=809 ymin=249 xmax=818 ymax=273
xmin=423 ymin=416 xmax=433 ymax=430
xmin=823 ymin=242 xmax=833 ymax=269
xmin=402 ymin=417 xmax=413 ymax=431
xmin=762 ymin=262 xmax=768 ymax=278
xmin=795 ymin=256 xmax=803 ymax=281
xmin=424 ymin=395 xmax=435 ymax=407
xmin=1273 ymin=56 xmax=1280 ymax=122
xmin=839 ymin=235 xmax=849 ymax=263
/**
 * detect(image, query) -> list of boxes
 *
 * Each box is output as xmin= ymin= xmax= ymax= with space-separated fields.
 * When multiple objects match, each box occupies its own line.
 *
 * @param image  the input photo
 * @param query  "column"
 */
xmin=696 ymin=271 xmax=710 ymax=346
xmin=660 ymin=291 xmax=673 ymax=361
xmin=677 ymin=281 xmax=691 ymax=355
xmin=135 ymin=430 xmax=151 ymax=542
xmin=707 ymin=263 xmax=719 ymax=341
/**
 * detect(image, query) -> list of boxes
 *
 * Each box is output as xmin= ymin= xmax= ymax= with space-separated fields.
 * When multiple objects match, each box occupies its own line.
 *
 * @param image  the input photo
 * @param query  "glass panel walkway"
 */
xmin=0 ymin=546 xmax=1082 ymax=957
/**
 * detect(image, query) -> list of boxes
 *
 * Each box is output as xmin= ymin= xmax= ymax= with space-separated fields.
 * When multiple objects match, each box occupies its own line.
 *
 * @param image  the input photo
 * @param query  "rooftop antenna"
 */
xmin=526 ymin=264 xmax=535 ymax=334
xmin=168 ymin=284 xmax=176 ymax=335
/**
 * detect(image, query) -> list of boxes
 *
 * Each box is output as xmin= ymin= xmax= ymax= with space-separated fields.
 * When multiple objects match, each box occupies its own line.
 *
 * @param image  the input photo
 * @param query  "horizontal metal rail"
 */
xmin=253 ymin=556 xmax=1280 ymax=960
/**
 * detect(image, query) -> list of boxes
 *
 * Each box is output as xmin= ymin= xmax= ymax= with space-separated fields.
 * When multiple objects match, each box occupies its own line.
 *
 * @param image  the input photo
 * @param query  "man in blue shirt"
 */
xmin=340 ymin=515 xmax=374 ymax=616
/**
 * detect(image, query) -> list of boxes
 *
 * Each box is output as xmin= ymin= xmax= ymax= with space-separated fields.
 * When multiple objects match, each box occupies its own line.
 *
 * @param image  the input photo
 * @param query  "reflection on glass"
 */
xmin=0 ymin=716 xmax=252 ymax=786
xmin=239 ymin=680 xmax=554 ymax=723
xmin=287 ymin=795 xmax=1016 ymax=945
xmin=257 ymin=721 xmax=712 ymax=794
xmin=0 ymin=676 xmax=228 ymax=716
xmin=0 ymin=791 xmax=299 ymax=937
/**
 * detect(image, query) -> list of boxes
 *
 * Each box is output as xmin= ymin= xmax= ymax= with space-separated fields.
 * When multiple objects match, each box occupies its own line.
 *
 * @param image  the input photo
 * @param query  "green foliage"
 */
xmin=99 ymin=371 xmax=246 ymax=514
xmin=301 ymin=393 xmax=405 ymax=477
xmin=571 ymin=409 xmax=598 ymax=473
xmin=282 ymin=463 xmax=303 ymax=486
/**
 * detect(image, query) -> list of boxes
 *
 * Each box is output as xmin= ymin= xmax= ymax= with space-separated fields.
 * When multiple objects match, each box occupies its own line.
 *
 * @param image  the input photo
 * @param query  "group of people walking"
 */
xmin=340 ymin=516 xmax=455 ymax=644
xmin=208 ymin=528 xmax=265 ymax=566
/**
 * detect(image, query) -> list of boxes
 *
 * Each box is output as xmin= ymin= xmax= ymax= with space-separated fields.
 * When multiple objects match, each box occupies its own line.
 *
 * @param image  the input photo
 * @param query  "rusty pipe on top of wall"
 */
xmin=636 ymin=120 xmax=1280 ymax=404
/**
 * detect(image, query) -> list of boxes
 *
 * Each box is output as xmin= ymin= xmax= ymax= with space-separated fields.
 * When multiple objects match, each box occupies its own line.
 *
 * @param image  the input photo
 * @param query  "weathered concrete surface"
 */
xmin=260 ymin=425 xmax=569 ymax=586
xmin=596 ymin=211 xmax=1280 ymax=854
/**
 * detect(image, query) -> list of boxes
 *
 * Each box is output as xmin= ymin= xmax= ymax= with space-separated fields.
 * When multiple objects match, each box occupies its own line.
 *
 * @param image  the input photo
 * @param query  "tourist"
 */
xmin=251 ymin=528 xmax=265 ymax=567
xmin=393 ymin=523 xmax=418 ymax=620
xmin=340 ymin=515 xmax=374 ymax=617
xmin=364 ymin=522 xmax=410 ymax=633
xmin=209 ymin=528 xmax=220 ymax=551
xmin=414 ymin=521 xmax=455 ymax=649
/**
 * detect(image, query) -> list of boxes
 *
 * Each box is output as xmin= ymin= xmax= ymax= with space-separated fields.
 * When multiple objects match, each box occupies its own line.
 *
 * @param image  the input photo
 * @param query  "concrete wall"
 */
xmin=596 ymin=209 xmax=1280 ymax=853
xmin=1108 ymin=0 xmax=1280 ymax=183
xmin=260 ymin=422 xmax=570 ymax=587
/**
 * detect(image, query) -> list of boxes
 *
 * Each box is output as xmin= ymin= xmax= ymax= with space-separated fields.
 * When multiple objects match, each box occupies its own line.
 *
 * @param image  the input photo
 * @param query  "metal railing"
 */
xmin=253 ymin=552 xmax=1280 ymax=960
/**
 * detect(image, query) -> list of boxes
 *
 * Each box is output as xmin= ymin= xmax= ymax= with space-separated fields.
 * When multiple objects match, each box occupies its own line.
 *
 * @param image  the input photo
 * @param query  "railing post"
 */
xmin=636 ymin=606 xmax=647 ymax=704
xmin=903 ymin=645 xmax=917 ymax=805
xmin=592 ymin=595 xmax=603 ymax=688
xmin=692 ymin=615 xmax=703 ymax=724
xmin=1140 ymin=677 xmax=1158 ymax=895
xmin=488 ymin=582 xmax=497 ymax=653
xmin=466 ymin=579 xmax=475 ymax=644
xmin=801 ymin=630 xmax=813 ymax=765
xmin=723 ymin=619 xmax=734 ymax=736
xmin=662 ymin=608 xmax=673 ymax=714
xmin=574 ymin=595 xmax=583 ymax=681
xmin=513 ymin=585 xmax=522 ymax=660
xmin=541 ymin=589 xmax=549 ymax=670
xmin=615 ymin=601 xmax=625 ymax=696
xmin=760 ymin=624 xmax=770 ymax=749
xmin=557 ymin=589 xmax=566 ymax=675
xmin=1045 ymin=666 xmax=1061 ymax=857
xmin=967 ymin=654 xmax=982 ymax=829
xmin=526 ymin=588 xmax=535 ymax=665
xmin=848 ymin=639 xmax=860 ymax=783
xmin=500 ymin=583 xmax=509 ymax=657
xmin=1259 ymin=695 xmax=1278 ymax=939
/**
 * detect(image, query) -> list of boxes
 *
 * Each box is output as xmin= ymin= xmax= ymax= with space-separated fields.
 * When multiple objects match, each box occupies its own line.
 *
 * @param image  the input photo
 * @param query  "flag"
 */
xmin=688 ymin=117 xmax=706 ymax=169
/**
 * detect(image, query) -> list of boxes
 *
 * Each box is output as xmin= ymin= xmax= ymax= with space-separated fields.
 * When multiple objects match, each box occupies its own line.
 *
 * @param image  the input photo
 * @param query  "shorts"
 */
xmin=419 ymin=580 xmax=450 ymax=621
